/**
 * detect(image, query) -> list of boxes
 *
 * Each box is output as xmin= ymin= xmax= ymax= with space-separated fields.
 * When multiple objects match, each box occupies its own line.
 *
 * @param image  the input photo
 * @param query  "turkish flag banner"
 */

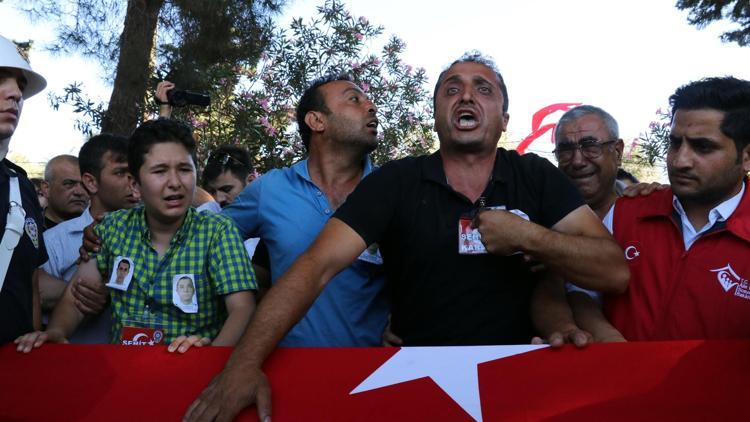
xmin=0 ymin=341 xmax=747 ymax=421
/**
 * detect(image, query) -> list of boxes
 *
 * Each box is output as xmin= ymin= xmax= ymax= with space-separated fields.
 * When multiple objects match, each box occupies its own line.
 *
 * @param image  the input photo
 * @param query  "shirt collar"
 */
xmin=292 ymin=155 xmax=375 ymax=183
xmin=672 ymin=182 xmax=745 ymax=231
xmin=422 ymin=148 xmax=509 ymax=186
xmin=137 ymin=205 xmax=195 ymax=246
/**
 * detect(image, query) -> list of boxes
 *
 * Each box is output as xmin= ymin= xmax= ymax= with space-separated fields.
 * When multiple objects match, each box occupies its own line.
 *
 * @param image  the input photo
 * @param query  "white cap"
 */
xmin=0 ymin=35 xmax=47 ymax=99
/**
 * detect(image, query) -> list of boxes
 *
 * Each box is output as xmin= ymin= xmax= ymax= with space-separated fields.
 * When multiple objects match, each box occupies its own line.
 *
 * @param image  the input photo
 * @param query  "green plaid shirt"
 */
xmin=95 ymin=206 xmax=256 ymax=343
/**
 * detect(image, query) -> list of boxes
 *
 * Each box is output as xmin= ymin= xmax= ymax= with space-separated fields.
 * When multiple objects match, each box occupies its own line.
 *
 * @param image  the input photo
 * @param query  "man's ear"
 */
xmin=741 ymin=143 xmax=750 ymax=174
xmin=614 ymin=139 xmax=625 ymax=167
xmin=81 ymin=172 xmax=98 ymax=195
xmin=501 ymin=113 xmax=510 ymax=131
xmin=304 ymin=111 xmax=326 ymax=134
xmin=40 ymin=180 xmax=49 ymax=197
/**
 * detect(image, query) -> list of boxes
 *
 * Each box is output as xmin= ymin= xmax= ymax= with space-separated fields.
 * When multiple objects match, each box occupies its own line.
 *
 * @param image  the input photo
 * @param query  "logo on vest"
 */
xmin=624 ymin=245 xmax=640 ymax=261
xmin=710 ymin=264 xmax=750 ymax=300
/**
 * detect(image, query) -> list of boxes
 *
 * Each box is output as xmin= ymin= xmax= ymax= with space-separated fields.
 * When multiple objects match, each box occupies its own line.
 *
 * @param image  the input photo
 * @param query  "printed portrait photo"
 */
xmin=172 ymin=274 xmax=198 ymax=313
xmin=107 ymin=256 xmax=134 ymax=291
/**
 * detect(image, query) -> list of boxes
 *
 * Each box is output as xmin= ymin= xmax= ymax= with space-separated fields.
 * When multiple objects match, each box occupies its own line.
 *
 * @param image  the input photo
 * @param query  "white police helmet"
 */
xmin=0 ymin=35 xmax=47 ymax=99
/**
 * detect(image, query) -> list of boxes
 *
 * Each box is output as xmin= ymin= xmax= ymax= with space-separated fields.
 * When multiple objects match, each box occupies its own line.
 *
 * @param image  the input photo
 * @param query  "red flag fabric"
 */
xmin=0 ymin=341 xmax=748 ymax=421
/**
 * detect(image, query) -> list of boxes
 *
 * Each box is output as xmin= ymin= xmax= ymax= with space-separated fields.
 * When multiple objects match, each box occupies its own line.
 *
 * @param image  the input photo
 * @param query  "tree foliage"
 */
xmin=163 ymin=0 xmax=435 ymax=170
xmin=636 ymin=108 xmax=672 ymax=166
xmin=676 ymin=0 xmax=750 ymax=46
xmin=17 ymin=0 xmax=284 ymax=134
xmin=19 ymin=0 xmax=435 ymax=172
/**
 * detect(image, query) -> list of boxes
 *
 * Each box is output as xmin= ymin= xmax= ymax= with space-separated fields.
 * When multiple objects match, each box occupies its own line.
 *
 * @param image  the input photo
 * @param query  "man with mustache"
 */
xmin=41 ymin=155 xmax=89 ymax=229
xmin=184 ymin=52 xmax=628 ymax=422
xmin=0 ymin=34 xmax=48 ymax=344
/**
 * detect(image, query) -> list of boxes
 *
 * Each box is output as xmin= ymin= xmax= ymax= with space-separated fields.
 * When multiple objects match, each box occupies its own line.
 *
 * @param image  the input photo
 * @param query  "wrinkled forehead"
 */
xmin=439 ymin=62 xmax=502 ymax=89
xmin=557 ymin=114 xmax=610 ymax=144
xmin=320 ymin=80 xmax=365 ymax=100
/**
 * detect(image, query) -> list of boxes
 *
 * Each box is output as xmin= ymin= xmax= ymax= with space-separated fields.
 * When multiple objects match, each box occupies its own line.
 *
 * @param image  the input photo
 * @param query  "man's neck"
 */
xmin=680 ymin=181 xmax=744 ymax=231
xmin=590 ymin=190 xmax=618 ymax=220
xmin=146 ymin=211 xmax=186 ymax=258
xmin=44 ymin=208 xmax=65 ymax=225
xmin=307 ymin=143 xmax=366 ymax=210
xmin=88 ymin=196 xmax=112 ymax=217
xmin=0 ymin=137 xmax=9 ymax=162
xmin=440 ymin=148 xmax=497 ymax=203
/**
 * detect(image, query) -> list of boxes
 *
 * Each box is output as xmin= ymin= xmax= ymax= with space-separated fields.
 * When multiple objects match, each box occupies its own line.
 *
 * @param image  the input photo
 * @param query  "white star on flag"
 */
xmin=350 ymin=344 xmax=547 ymax=421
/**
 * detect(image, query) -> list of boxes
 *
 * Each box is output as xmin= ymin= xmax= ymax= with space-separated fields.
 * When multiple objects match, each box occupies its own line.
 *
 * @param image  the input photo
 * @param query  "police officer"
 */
xmin=0 ymin=34 xmax=48 ymax=344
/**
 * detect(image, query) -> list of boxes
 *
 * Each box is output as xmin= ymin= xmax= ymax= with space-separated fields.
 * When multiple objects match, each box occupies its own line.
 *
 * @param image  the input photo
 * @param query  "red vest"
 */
xmin=605 ymin=180 xmax=750 ymax=340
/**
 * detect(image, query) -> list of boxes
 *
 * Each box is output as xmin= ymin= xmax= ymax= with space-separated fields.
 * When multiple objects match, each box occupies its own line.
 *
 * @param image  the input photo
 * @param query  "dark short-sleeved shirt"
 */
xmin=334 ymin=149 xmax=584 ymax=345
xmin=0 ymin=160 xmax=47 ymax=344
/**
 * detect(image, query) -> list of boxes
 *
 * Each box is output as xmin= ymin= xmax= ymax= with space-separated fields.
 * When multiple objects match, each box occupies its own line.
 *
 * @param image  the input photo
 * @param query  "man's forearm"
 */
xmin=567 ymin=292 xmax=625 ymax=342
xmin=38 ymin=271 xmax=68 ymax=311
xmin=32 ymin=270 xmax=41 ymax=330
xmin=531 ymin=276 xmax=579 ymax=338
xmin=212 ymin=293 xmax=256 ymax=347
xmin=225 ymin=252 xmax=334 ymax=370
xmin=46 ymin=282 xmax=86 ymax=339
xmin=524 ymin=225 xmax=628 ymax=294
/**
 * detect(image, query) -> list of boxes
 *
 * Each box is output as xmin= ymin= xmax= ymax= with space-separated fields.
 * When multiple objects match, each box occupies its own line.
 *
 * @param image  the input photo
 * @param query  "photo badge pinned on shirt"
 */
xmin=107 ymin=256 xmax=134 ymax=291
xmin=173 ymin=273 xmax=198 ymax=314
xmin=458 ymin=206 xmax=530 ymax=255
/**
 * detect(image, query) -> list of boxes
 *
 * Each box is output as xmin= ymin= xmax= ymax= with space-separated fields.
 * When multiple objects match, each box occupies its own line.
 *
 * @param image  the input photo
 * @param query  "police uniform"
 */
xmin=0 ymin=159 xmax=47 ymax=344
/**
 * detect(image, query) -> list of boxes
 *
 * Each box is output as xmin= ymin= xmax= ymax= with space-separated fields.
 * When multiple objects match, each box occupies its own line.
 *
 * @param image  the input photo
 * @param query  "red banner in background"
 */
xmin=1 ymin=341 xmax=748 ymax=421
xmin=516 ymin=103 xmax=581 ymax=154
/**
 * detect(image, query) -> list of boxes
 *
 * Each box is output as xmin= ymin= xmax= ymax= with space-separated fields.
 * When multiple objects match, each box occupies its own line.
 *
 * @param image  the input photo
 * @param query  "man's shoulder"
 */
xmin=98 ymin=207 xmax=139 ymax=233
xmin=496 ymin=148 xmax=551 ymax=170
xmin=616 ymin=188 xmax=673 ymax=211
xmin=373 ymin=154 xmax=428 ymax=175
xmin=2 ymin=159 xmax=29 ymax=178
xmin=192 ymin=208 xmax=234 ymax=230
xmin=45 ymin=210 xmax=90 ymax=237
xmin=612 ymin=189 xmax=674 ymax=231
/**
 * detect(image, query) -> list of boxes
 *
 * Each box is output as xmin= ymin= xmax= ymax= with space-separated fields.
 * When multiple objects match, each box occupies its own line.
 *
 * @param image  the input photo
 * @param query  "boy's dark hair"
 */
xmin=670 ymin=76 xmax=750 ymax=154
xmin=202 ymin=145 xmax=253 ymax=187
xmin=128 ymin=118 xmax=196 ymax=183
xmin=296 ymin=73 xmax=354 ymax=151
xmin=78 ymin=133 xmax=129 ymax=179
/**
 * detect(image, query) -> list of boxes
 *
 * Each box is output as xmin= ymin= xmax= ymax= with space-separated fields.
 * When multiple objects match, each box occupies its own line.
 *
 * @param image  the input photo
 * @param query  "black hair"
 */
xmin=296 ymin=73 xmax=354 ymax=151
xmin=433 ymin=51 xmax=509 ymax=113
xmin=128 ymin=118 xmax=196 ymax=183
xmin=670 ymin=76 xmax=750 ymax=154
xmin=78 ymin=133 xmax=129 ymax=179
xmin=201 ymin=145 xmax=253 ymax=187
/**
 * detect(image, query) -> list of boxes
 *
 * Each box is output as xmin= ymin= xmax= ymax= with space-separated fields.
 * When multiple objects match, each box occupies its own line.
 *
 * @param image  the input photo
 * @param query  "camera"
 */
xmin=166 ymin=89 xmax=211 ymax=107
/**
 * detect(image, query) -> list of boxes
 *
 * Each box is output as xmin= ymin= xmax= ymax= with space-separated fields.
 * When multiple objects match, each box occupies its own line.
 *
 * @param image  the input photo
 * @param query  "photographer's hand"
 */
xmin=156 ymin=80 xmax=174 ymax=118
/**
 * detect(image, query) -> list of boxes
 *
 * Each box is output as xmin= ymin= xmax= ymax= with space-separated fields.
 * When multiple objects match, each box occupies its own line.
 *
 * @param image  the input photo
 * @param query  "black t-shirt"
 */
xmin=0 ymin=160 xmax=48 ymax=344
xmin=334 ymin=149 xmax=584 ymax=345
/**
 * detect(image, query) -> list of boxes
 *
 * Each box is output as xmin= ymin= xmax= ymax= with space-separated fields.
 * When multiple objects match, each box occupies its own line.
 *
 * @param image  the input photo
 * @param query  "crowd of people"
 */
xmin=1 ymin=32 xmax=749 ymax=421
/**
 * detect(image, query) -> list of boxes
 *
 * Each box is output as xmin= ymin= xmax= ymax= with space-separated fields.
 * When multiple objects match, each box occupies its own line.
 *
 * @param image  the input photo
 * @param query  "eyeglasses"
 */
xmin=553 ymin=138 xmax=616 ymax=163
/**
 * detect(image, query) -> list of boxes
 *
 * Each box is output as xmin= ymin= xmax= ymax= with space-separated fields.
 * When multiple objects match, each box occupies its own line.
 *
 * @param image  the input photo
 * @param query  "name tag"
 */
xmin=458 ymin=206 xmax=530 ymax=255
xmin=121 ymin=326 xmax=164 ymax=346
